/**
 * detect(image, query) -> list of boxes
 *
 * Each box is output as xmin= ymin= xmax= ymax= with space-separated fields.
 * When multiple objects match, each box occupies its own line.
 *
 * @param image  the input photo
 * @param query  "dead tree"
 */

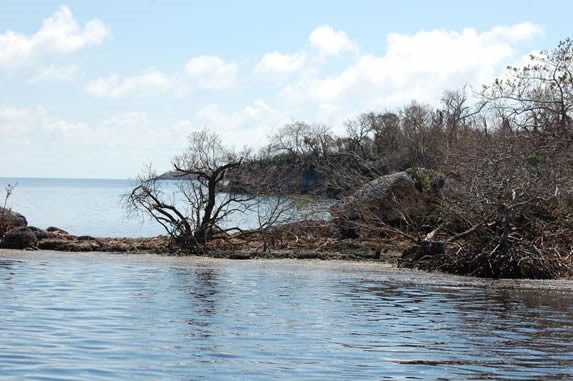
xmin=125 ymin=130 xmax=250 ymax=254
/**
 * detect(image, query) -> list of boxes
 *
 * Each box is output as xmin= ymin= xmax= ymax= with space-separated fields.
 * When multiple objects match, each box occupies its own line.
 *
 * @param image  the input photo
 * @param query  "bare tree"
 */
xmin=400 ymin=101 xmax=439 ymax=167
xmin=125 ymin=130 xmax=250 ymax=254
xmin=344 ymin=113 xmax=378 ymax=160
xmin=373 ymin=112 xmax=402 ymax=154
xmin=269 ymin=121 xmax=334 ymax=162
xmin=0 ymin=184 xmax=17 ymax=237
xmin=425 ymin=126 xmax=573 ymax=278
xmin=481 ymin=38 xmax=573 ymax=135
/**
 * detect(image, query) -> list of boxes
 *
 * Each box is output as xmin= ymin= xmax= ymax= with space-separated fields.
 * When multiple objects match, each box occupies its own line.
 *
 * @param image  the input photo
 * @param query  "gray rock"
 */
xmin=332 ymin=169 xmax=441 ymax=237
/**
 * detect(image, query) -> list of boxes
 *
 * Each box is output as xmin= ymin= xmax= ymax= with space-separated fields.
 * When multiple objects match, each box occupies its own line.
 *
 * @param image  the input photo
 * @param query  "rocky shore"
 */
xmin=0 ymin=222 xmax=405 ymax=263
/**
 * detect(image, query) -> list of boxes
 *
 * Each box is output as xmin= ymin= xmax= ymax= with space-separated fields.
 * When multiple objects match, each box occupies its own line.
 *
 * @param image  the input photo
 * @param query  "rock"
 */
xmin=0 ymin=226 xmax=57 ymax=250
xmin=0 ymin=208 xmax=27 ymax=237
xmin=46 ymin=226 xmax=69 ymax=234
xmin=45 ymin=227 xmax=76 ymax=240
xmin=0 ymin=226 xmax=39 ymax=249
xmin=38 ymin=239 xmax=101 ymax=252
xmin=332 ymin=169 xmax=443 ymax=237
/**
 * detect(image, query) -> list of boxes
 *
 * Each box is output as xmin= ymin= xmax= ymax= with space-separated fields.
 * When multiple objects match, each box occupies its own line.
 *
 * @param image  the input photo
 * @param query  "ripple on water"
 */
xmin=0 ymin=251 xmax=572 ymax=380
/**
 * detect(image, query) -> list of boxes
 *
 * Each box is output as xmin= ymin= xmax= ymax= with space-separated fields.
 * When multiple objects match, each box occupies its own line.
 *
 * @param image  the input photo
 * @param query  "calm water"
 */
xmin=0 ymin=177 xmax=159 ymax=237
xmin=0 ymin=177 xmax=325 ymax=238
xmin=1 ymin=251 xmax=572 ymax=380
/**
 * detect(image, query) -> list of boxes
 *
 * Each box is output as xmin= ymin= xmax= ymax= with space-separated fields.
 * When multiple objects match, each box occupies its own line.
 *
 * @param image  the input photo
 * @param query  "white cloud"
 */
xmin=0 ymin=104 xmax=42 ymax=144
xmin=184 ymin=56 xmax=237 ymax=89
xmin=84 ymin=70 xmax=170 ymax=98
xmin=483 ymin=22 xmax=543 ymax=43
xmin=193 ymin=100 xmax=288 ymax=149
xmin=0 ymin=104 xmax=185 ymax=147
xmin=0 ymin=22 xmax=546 ymax=178
xmin=0 ymin=5 xmax=109 ymax=68
xmin=254 ymin=51 xmax=306 ymax=74
xmin=30 ymin=64 xmax=79 ymax=82
xmin=83 ymin=56 xmax=238 ymax=98
xmin=0 ymin=104 xmax=194 ymax=177
xmin=308 ymin=25 xmax=356 ymax=56
xmin=284 ymin=24 xmax=543 ymax=110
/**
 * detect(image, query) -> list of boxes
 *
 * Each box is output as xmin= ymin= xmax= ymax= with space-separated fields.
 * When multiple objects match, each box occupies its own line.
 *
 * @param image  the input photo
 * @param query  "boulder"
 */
xmin=0 ymin=226 xmax=56 ymax=250
xmin=332 ymin=169 xmax=443 ymax=237
xmin=0 ymin=208 xmax=27 ymax=237
xmin=0 ymin=226 xmax=39 ymax=249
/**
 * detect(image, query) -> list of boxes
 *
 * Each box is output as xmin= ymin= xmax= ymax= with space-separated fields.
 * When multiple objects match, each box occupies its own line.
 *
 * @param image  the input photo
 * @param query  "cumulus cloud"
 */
xmin=0 ymin=5 xmax=109 ymax=68
xmin=0 ymin=104 xmax=195 ymax=177
xmin=283 ymin=23 xmax=543 ymax=110
xmin=308 ymin=25 xmax=357 ymax=56
xmin=84 ymin=70 xmax=170 ymax=98
xmin=83 ymin=55 xmax=239 ymax=98
xmin=184 ymin=56 xmax=237 ymax=89
xmin=1 ymin=21 xmax=546 ymax=177
xmin=193 ymin=99 xmax=288 ymax=149
xmin=482 ymin=22 xmax=543 ymax=43
xmin=254 ymin=51 xmax=306 ymax=74
xmin=0 ymin=104 xmax=184 ymax=147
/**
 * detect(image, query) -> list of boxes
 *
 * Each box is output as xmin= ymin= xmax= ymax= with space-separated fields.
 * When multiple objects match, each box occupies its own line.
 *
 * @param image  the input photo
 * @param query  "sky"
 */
xmin=1 ymin=1 xmax=571 ymax=179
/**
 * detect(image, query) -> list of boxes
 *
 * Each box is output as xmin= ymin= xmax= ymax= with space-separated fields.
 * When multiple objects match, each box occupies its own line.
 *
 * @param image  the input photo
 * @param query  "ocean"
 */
xmin=0 ymin=177 xmax=161 ymax=237
xmin=0 ymin=177 xmax=330 ymax=238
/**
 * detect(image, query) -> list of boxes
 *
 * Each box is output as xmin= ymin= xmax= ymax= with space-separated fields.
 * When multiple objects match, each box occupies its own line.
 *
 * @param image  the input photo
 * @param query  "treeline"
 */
xmin=232 ymin=40 xmax=572 ymax=204
xmin=232 ymin=94 xmax=484 ymax=197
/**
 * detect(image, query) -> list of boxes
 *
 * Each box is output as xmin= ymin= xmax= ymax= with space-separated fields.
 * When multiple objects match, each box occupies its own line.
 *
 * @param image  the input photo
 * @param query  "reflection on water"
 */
xmin=0 ymin=251 xmax=572 ymax=380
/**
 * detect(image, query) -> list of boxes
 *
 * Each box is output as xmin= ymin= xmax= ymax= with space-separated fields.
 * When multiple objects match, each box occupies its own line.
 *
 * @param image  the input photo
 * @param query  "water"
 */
xmin=0 ymin=177 xmax=326 ymax=238
xmin=0 ymin=177 xmax=158 ymax=237
xmin=1 ymin=251 xmax=572 ymax=380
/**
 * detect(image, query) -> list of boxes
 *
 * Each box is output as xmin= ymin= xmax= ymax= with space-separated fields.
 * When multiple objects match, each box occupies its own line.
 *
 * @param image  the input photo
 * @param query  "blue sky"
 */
xmin=1 ymin=1 xmax=571 ymax=178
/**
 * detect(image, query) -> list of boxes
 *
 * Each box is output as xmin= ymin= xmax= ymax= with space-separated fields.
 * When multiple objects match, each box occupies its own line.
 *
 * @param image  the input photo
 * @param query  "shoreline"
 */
xmin=2 ymin=248 xmax=573 ymax=292
xmin=11 ymin=236 xmax=403 ymax=263
xmin=0 ymin=221 xmax=405 ymax=264
xmin=0 ymin=247 xmax=395 ymax=263
xmin=2 ymin=221 xmax=570 ymax=280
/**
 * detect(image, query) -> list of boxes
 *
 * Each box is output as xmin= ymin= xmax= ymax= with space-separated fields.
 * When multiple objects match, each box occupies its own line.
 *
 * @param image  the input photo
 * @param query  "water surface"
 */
xmin=0 ymin=177 xmax=154 ymax=237
xmin=0 ymin=177 xmax=328 ymax=238
xmin=1 ymin=251 xmax=572 ymax=380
